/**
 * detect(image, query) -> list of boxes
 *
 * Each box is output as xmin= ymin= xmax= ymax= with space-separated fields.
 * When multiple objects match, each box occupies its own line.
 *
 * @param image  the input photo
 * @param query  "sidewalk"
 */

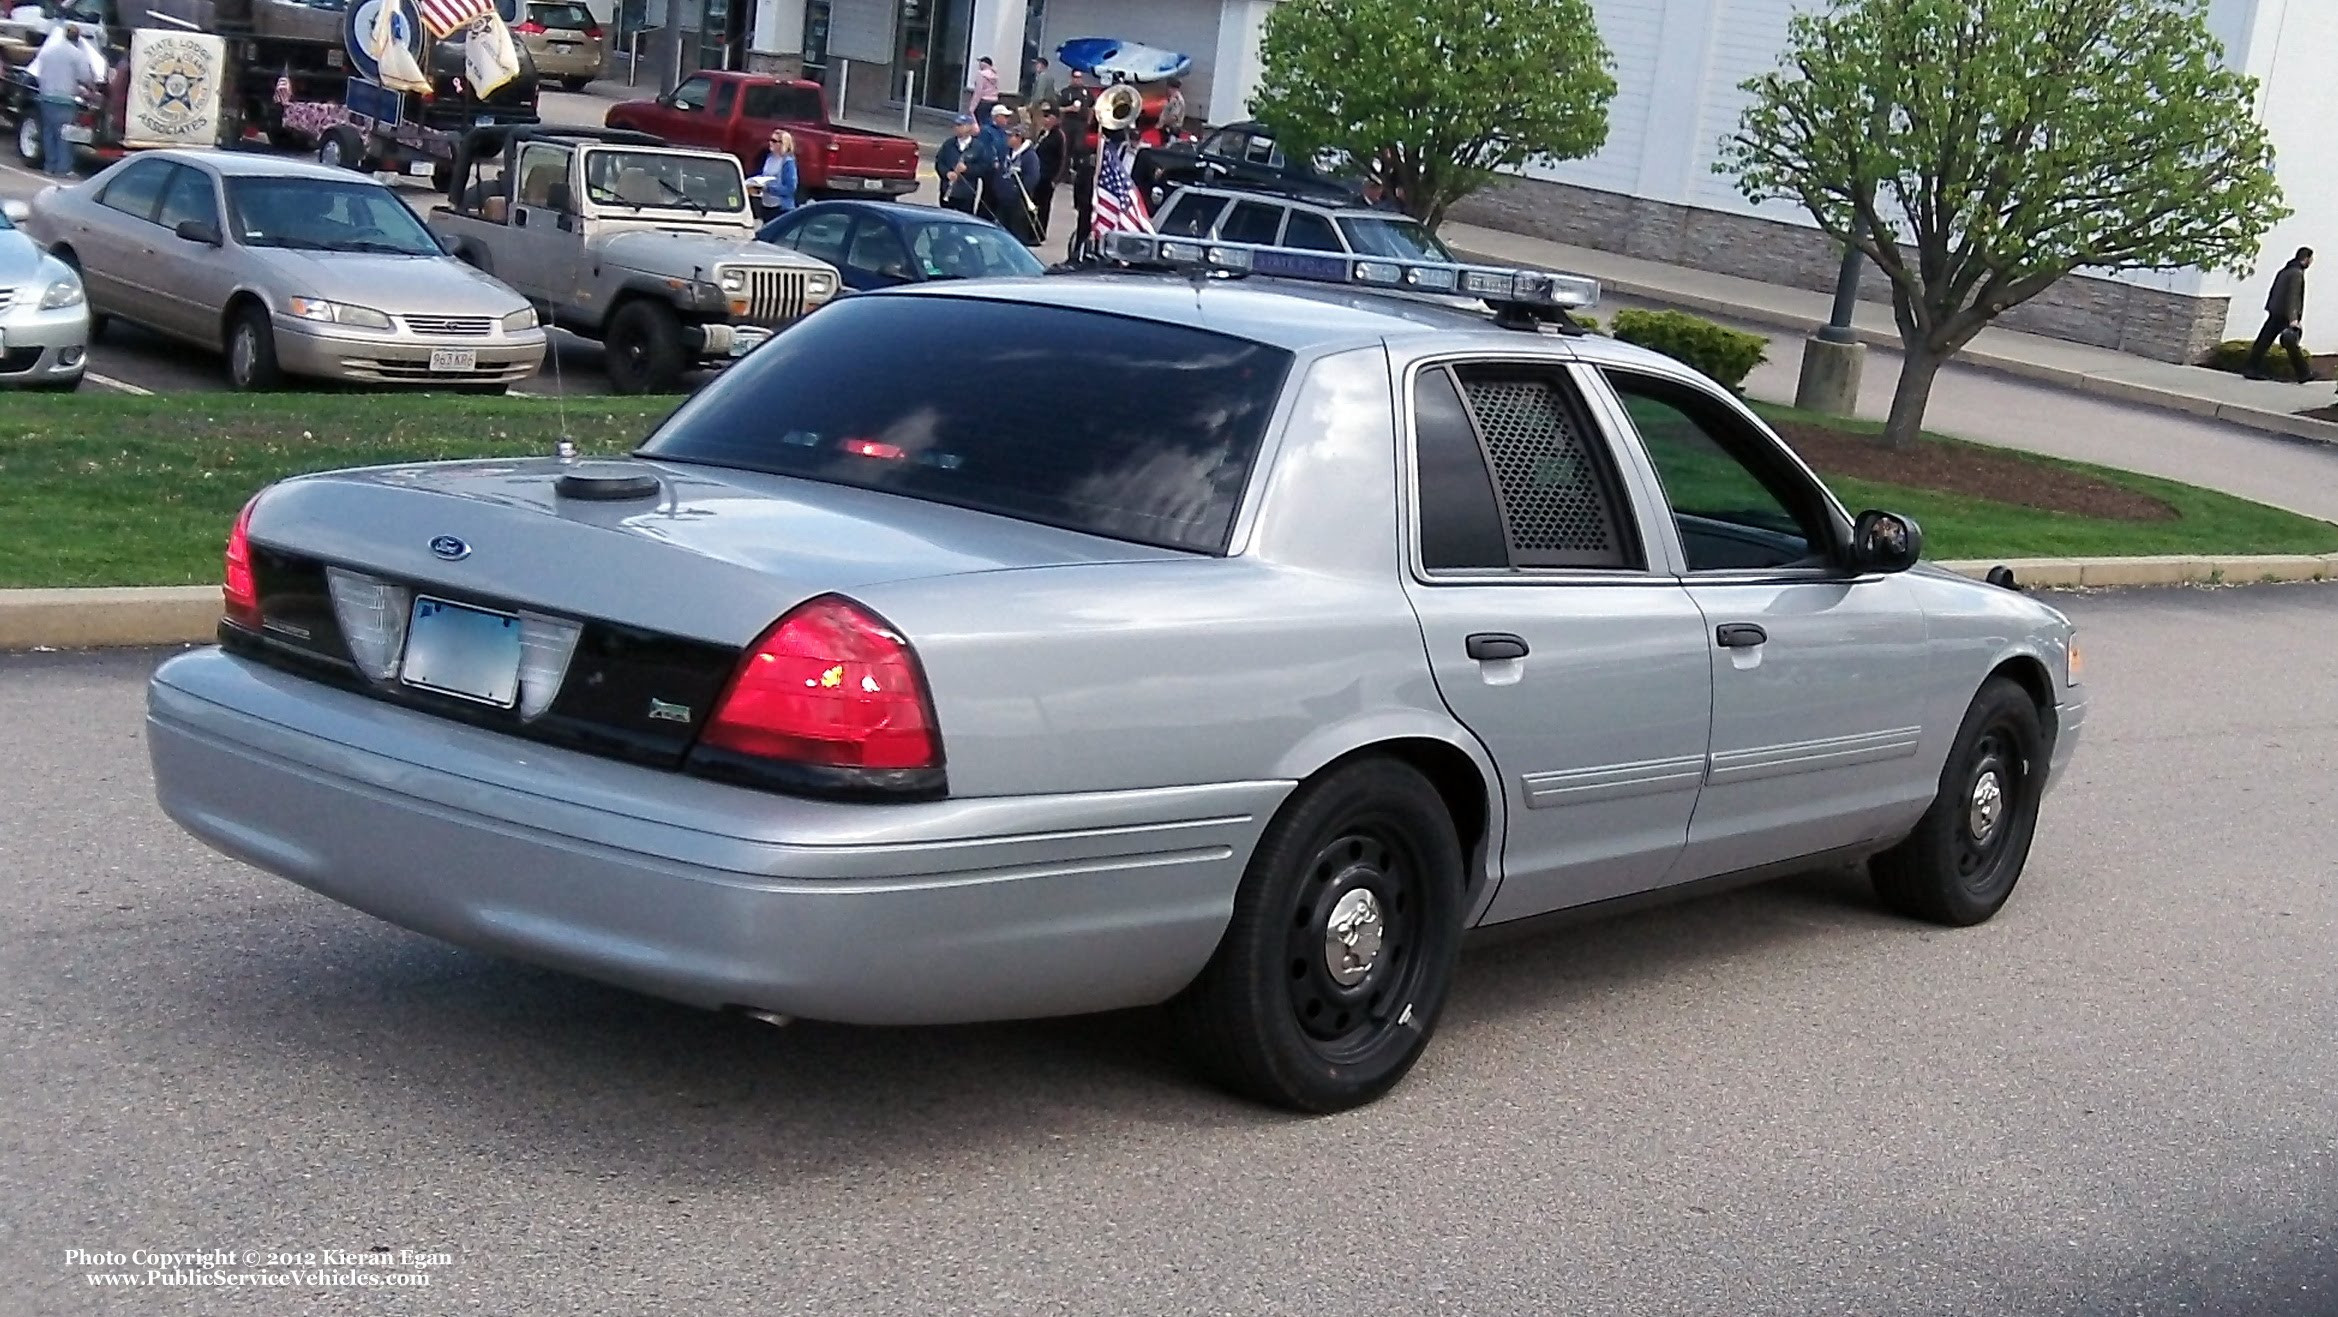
xmin=1442 ymin=222 xmax=2338 ymax=448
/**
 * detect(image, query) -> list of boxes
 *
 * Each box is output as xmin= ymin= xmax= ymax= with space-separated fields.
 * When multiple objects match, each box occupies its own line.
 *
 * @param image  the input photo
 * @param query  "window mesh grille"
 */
xmin=1458 ymin=376 xmax=1621 ymax=562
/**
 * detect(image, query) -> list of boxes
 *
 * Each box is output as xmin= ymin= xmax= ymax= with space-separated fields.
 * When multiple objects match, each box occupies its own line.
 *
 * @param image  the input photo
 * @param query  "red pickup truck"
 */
xmin=605 ymin=72 xmax=920 ymax=199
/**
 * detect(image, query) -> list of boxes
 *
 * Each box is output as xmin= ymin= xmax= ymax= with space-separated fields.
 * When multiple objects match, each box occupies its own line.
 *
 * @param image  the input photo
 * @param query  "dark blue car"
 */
xmin=756 ymin=201 xmax=1047 ymax=292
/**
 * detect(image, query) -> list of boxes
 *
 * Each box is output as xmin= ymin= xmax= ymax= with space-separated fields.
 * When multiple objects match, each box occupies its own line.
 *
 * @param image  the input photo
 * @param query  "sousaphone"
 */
xmin=1094 ymin=82 xmax=1144 ymax=132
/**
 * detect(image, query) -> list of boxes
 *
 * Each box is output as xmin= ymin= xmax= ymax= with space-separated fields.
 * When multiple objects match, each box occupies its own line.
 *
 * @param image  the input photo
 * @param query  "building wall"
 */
xmin=1445 ymin=0 xmax=2338 ymax=362
xmin=2216 ymin=0 xmax=2338 ymax=344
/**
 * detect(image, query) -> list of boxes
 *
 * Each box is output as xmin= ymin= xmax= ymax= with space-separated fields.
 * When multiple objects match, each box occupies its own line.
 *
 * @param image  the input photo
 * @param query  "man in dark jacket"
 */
xmin=1032 ymin=105 xmax=1067 ymax=242
xmin=2246 ymin=247 xmax=2313 ymax=382
xmin=935 ymin=114 xmax=993 ymax=215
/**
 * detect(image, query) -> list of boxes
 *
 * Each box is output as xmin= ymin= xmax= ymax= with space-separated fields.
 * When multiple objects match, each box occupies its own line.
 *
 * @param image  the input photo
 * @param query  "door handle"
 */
xmin=1466 ymin=633 xmax=1529 ymax=662
xmin=1715 ymin=623 xmax=1767 ymax=649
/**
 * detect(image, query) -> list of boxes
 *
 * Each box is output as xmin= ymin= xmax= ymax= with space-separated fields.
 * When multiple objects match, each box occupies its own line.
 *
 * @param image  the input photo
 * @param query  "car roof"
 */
xmin=1166 ymin=185 xmax=1401 ymax=219
xmin=141 ymin=149 xmax=377 ymax=181
xmin=792 ymin=200 xmax=990 ymax=224
xmin=891 ymin=272 xmax=1664 ymax=359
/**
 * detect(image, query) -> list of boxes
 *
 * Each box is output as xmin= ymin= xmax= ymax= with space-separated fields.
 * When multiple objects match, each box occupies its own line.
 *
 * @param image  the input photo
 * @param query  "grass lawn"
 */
xmin=0 ymin=393 xmax=678 ymax=588
xmin=0 ymin=391 xmax=2331 ymax=588
xmin=1746 ymin=403 xmax=2338 ymax=561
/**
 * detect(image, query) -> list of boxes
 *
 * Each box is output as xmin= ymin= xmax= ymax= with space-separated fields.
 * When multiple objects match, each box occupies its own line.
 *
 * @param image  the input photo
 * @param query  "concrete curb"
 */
xmin=1932 ymin=553 xmax=2338 ymax=590
xmin=1450 ymin=248 xmax=2338 ymax=450
xmin=0 ymin=586 xmax=219 ymax=651
xmin=6 ymin=559 xmax=2335 ymax=651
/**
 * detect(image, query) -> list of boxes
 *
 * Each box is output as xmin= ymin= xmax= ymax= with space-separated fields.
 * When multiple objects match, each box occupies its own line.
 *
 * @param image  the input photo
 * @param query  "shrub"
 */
xmin=1609 ymin=308 xmax=1769 ymax=390
xmin=2200 ymin=337 xmax=2322 ymax=382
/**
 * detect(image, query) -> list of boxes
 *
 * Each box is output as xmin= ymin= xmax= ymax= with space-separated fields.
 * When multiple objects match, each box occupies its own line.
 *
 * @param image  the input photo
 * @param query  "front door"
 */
xmin=147 ymin=163 xmax=234 ymax=342
xmin=503 ymin=142 xmax=585 ymax=305
xmin=1397 ymin=359 xmax=1714 ymax=924
xmin=1592 ymin=367 xmax=1935 ymax=881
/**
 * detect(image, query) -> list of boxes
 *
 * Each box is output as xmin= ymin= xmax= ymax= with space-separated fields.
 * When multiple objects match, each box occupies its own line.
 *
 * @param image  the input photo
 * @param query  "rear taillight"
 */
xmin=516 ymin=19 xmax=545 ymax=33
xmin=223 ymin=496 xmax=260 ymax=629
xmin=583 ymin=22 xmax=603 ymax=37
xmin=698 ymin=595 xmax=940 ymax=778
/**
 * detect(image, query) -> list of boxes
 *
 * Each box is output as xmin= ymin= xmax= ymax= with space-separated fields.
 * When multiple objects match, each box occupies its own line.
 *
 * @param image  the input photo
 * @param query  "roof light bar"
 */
xmin=1097 ymin=231 xmax=1599 ymax=312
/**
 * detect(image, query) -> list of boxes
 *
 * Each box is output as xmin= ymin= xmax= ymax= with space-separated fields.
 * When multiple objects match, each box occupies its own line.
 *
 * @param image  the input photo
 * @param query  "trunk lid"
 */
xmin=248 ymin=454 xmax=1182 ymax=648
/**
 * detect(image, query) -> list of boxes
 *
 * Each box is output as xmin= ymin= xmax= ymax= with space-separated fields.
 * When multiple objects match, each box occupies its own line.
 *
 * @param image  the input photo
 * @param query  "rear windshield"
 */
xmin=637 ymin=296 xmax=1293 ymax=554
xmin=529 ymin=2 xmax=596 ymax=27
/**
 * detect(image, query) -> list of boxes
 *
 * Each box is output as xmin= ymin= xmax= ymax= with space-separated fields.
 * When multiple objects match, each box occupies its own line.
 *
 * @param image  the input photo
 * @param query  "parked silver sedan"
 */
xmin=145 ymin=238 xmax=2086 ymax=1112
xmin=25 ymin=150 xmax=547 ymax=391
xmin=0 ymin=198 xmax=87 ymax=390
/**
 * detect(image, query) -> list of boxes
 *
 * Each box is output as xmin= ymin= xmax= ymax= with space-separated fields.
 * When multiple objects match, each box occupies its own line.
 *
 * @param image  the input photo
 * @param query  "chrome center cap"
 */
xmin=1969 ymin=770 xmax=2005 ymax=841
xmin=1323 ymin=887 xmax=1385 ymax=988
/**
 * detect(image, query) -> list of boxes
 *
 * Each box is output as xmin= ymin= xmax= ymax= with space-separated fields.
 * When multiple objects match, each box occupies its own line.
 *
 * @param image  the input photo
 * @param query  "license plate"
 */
xmin=429 ymin=347 xmax=477 ymax=373
xmin=550 ymin=40 xmax=574 ymax=50
xmin=729 ymin=326 xmax=770 ymax=357
xmin=476 ymin=115 xmax=495 ymax=127
xmin=408 ymin=160 xmax=435 ymax=176
xmin=400 ymin=596 xmax=522 ymax=707
xmin=62 ymin=125 xmax=91 ymax=144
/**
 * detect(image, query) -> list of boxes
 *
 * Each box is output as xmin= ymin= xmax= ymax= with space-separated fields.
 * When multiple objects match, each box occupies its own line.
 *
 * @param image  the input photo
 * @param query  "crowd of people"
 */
xmin=935 ymin=57 xmax=1194 ymax=260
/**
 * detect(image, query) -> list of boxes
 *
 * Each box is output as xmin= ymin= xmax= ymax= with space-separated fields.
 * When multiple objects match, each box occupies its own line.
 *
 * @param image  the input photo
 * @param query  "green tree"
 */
xmin=1248 ymin=0 xmax=1615 ymax=232
xmin=1722 ymin=0 xmax=2284 ymax=448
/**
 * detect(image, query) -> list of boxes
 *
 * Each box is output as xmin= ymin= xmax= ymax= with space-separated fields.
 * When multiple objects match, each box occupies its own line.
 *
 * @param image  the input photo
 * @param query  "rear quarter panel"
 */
xmin=851 ymin=345 xmax=1485 ymax=802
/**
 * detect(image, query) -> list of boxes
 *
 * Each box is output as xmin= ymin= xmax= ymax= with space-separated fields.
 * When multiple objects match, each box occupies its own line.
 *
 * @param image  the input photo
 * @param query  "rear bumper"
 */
xmin=272 ymin=321 xmax=547 ymax=386
xmin=147 ymin=649 xmax=1279 ymax=1024
xmin=816 ymin=175 xmax=918 ymax=197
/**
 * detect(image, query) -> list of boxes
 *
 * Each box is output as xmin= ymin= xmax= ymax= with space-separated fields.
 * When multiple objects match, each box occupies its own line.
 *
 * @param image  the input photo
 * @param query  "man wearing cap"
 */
xmin=1031 ymin=105 xmax=1068 ymax=244
xmin=976 ymin=103 xmax=1015 ymax=221
xmin=935 ymin=113 xmax=992 ymax=215
xmin=995 ymin=123 xmax=1042 ymax=245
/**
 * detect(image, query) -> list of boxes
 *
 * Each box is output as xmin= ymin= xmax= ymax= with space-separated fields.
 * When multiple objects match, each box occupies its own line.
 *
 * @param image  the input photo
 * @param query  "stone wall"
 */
xmin=745 ymin=50 xmax=806 ymax=79
xmin=1451 ymin=176 xmax=2230 ymax=364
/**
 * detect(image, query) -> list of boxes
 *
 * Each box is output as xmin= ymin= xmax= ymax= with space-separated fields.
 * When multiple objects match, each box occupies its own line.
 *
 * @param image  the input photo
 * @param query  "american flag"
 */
xmin=417 ymin=0 xmax=495 ymax=40
xmin=1092 ymin=141 xmax=1152 ymax=236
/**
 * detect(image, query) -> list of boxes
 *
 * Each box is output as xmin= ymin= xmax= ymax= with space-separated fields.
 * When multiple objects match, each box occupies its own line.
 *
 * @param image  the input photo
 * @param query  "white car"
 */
xmin=0 ymin=196 xmax=87 ymax=390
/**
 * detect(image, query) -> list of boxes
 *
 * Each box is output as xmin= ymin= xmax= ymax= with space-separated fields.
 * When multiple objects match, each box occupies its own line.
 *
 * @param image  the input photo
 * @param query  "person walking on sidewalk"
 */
xmin=2246 ymin=247 xmax=2313 ymax=382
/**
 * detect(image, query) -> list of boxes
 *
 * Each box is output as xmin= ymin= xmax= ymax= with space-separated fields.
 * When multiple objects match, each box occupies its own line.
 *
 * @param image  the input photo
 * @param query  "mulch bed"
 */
xmin=1768 ymin=420 xmax=2179 ymax=522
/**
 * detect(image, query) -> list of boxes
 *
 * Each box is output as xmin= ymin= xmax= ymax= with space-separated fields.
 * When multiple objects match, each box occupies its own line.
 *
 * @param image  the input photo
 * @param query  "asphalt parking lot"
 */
xmin=4 ymin=582 xmax=2336 ymax=1314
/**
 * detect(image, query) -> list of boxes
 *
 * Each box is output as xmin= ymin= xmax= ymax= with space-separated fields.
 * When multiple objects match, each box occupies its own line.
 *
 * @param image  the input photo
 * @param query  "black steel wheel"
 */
xmin=603 ymin=300 xmax=685 ymax=394
xmin=1872 ymin=676 xmax=2046 ymax=926
xmin=1171 ymin=757 xmax=1465 ymax=1112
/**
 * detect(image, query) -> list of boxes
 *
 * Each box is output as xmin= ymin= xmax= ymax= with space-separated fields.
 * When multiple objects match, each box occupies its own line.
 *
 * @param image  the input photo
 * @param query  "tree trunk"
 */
xmin=1882 ymin=343 xmax=1945 ymax=449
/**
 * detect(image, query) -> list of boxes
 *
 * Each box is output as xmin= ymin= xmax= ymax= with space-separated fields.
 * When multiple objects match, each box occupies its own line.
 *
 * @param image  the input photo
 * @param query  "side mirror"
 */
xmin=1850 ymin=509 xmax=1923 ymax=574
xmin=174 ymin=218 xmax=222 ymax=246
xmin=2 ymin=199 xmax=28 ymax=223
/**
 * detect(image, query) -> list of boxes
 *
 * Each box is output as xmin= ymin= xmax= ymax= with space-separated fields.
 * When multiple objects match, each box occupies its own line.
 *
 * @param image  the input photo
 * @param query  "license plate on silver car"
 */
xmin=429 ymin=347 xmax=477 ymax=373
xmin=62 ymin=125 xmax=91 ymax=144
xmin=400 ymin=596 xmax=522 ymax=707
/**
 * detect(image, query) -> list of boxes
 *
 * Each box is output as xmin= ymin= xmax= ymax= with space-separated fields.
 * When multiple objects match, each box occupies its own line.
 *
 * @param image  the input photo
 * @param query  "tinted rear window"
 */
xmin=637 ymin=296 xmax=1293 ymax=554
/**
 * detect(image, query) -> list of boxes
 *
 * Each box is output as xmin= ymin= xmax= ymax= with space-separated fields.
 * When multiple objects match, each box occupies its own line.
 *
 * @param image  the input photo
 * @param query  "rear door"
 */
xmin=1396 ymin=355 xmax=1714 ymax=923
xmin=1586 ymin=366 xmax=1935 ymax=879
xmin=68 ymin=156 xmax=173 ymax=323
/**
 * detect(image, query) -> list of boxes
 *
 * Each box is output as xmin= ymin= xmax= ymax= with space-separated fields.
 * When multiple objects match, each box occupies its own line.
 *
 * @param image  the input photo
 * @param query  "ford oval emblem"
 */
xmin=429 ymin=535 xmax=471 ymax=562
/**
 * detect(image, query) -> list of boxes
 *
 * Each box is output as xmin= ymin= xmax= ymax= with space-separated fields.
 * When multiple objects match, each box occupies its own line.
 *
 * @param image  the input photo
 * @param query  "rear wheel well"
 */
xmin=1309 ymin=739 xmax=1493 ymax=898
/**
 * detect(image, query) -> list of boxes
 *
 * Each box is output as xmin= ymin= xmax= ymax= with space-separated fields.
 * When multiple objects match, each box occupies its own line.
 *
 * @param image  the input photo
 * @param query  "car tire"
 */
xmin=225 ymin=305 xmax=284 ymax=392
xmin=1169 ymin=756 xmax=1466 ymax=1113
xmin=1871 ymin=677 xmax=2046 ymax=927
xmin=15 ymin=114 xmax=40 ymax=168
xmin=561 ymin=76 xmax=592 ymax=93
xmin=603 ymin=300 xmax=685 ymax=394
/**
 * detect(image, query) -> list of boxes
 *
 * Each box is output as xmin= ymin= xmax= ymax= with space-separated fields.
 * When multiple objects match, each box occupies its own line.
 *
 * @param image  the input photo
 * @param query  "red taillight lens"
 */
xmin=583 ymin=22 xmax=603 ymax=37
xmin=516 ymin=19 xmax=545 ymax=32
xmin=223 ymin=496 xmax=260 ymax=628
xmin=701 ymin=595 xmax=939 ymax=771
